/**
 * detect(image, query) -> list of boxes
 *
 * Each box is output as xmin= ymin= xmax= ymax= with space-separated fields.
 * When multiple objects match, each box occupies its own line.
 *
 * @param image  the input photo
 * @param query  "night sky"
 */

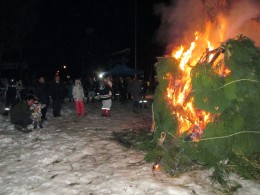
xmin=16 ymin=0 xmax=167 ymax=79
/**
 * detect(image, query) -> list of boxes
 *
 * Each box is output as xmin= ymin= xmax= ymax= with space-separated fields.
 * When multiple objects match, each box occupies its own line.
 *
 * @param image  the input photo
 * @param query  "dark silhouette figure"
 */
xmin=35 ymin=76 xmax=50 ymax=121
xmin=10 ymin=94 xmax=35 ymax=132
xmin=50 ymin=75 xmax=64 ymax=117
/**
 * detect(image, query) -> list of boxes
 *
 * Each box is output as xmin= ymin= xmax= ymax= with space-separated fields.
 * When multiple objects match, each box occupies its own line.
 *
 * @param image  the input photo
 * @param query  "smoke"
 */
xmin=155 ymin=0 xmax=207 ymax=52
xmin=224 ymin=0 xmax=260 ymax=44
xmin=155 ymin=0 xmax=260 ymax=52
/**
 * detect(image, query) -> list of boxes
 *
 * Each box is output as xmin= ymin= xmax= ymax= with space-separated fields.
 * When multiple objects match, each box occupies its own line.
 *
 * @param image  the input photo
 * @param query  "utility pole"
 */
xmin=134 ymin=0 xmax=137 ymax=70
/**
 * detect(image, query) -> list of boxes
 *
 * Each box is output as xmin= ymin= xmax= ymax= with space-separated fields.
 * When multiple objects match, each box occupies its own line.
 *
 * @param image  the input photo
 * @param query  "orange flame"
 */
xmin=172 ymin=45 xmax=184 ymax=59
xmin=166 ymin=27 xmax=231 ymax=140
xmin=207 ymin=41 xmax=214 ymax=61
xmin=153 ymin=164 xmax=160 ymax=171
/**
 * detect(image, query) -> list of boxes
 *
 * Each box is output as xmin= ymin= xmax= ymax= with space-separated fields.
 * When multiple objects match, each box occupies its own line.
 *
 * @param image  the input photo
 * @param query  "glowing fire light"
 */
xmin=207 ymin=41 xmax=214 ymax=61
xmin=172 ymin=45 xmax=184 ymax=59
xmin=178 ymin=32 xmax=199 ymax=71
xmin=166 ymin=30 xmax=230 ymax=140
xmin=153 ymin=164 xmax=160 ymax=171
xmin=153 ymin=156 xmax=162 ymax=172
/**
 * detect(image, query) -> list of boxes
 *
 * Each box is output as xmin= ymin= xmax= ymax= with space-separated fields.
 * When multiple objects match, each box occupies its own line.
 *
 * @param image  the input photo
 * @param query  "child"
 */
xmin=72 ymin=79 xmax=86 ymax=116
xmin=99 ymin=77 xmax=113 ymax=117
xmin=31 ymin=97 xmax=45 ymax=129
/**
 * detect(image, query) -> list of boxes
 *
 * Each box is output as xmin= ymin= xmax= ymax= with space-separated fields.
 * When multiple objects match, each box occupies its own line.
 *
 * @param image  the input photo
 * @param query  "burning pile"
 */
xmin=150 ymin=0 xmax=260 ymax=187
xmin=164 ymin=29 xmax=236 ymax=141
xmin=153 ymin=35 xmax=260 ymax=182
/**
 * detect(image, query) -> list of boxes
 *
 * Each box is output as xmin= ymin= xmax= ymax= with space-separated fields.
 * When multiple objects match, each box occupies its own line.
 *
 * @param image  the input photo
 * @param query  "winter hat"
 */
xmin=75 ymin=79 xmax=81 ymax=86
xmin=33 ymin=97 xmax=40 ymax=104
xmin=25 ymin=94 xmax=36 ymax=101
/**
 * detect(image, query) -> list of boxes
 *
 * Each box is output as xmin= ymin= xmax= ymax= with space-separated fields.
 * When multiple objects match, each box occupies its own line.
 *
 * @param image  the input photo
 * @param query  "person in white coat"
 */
xmin=72 ymin=79 xmax=86 ymax=116
xmin=99 ymin=77 xmax=113 ymax=117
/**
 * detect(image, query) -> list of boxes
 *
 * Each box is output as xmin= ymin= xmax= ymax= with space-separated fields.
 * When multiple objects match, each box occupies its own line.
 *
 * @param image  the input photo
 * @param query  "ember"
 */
xmin=152 ymin=156 xmax=162 ymax=172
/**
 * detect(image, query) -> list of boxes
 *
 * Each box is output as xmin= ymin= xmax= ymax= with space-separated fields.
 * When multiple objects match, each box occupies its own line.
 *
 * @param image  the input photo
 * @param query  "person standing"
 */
xmin=31 ymin=97 xmax=45 ymax=129
xmin=72 ymin=79 xmax=86 ymax=116
xmin=67 ymin=79 xmax=74 ymax=102
xmin=50 ymin=75 xmax=64 ymax=117
xmin=4 ymin=79 xmax=21 ymax=114
xmin=35 ymin=76 xmax=50 ymax=121
xmin=127 ymin=77 xmax=133 ymax=100
xmin=118 ymin=77 xmax=128 ymax=105
xmin=87 ymin=77 xmax=97 ymax=103
xmin=99 ymin=76 xmax=113 ymax=117
xmin=131 ymin=77 xmax=142 ymax=113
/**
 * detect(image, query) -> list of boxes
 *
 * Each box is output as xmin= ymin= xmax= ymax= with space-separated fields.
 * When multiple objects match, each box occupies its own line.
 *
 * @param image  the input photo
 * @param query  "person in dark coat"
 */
xmin=118 ymin=77 xmax=128 ymax=105
xmin=35 ymin=76 xmax=50 ymax=121
xmin=131 ymin=78 xmax=143 ymax=113
xmin=86 ymin=77 xmax=97 ymax=103
xmin=127 ymin=77 xmax=133 ymax=100
xmin=67 ymin=79 xmax=74 ymax=102
xmin=10 ymin=94 xmax=36 ymax=132
xmin=50 ymin=75 xmax=64 ymax=117
xmin=4 ymin=79 xmax=21 ymax=114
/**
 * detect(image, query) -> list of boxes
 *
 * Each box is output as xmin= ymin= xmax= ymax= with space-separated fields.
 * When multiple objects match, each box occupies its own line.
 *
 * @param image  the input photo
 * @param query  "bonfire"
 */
xmin=150 ymin=0 xmax=260 ymax=188
xmin=165 ymin=30 xmax=234 ymax=141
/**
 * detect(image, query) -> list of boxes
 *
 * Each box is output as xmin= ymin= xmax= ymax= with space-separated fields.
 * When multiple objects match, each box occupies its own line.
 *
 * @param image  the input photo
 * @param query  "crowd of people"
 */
xmin=1 ymin=74 xmax=150 ymax=132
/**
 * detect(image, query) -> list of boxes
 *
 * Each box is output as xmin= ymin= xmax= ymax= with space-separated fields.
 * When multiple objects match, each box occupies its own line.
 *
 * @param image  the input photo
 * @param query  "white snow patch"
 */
xmin=0 ymin=102 xmax=259 ymax=194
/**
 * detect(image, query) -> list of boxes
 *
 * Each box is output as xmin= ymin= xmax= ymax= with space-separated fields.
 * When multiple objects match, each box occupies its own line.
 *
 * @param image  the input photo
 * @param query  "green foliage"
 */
xmin=210 ymin=162 xmax=232 ymax=187
xmin=144 ymin=147 xmax=163 ymax=163
xmin=191 ymin=64 xmax=230 ymax=113
xmin=210 ymin=162 xmax=243 ymax=193
xmin=145 ymin=137 xmax=195 ymax=175
xmin=231 ymin=154 xmax=260 ymax=179
xmin=137 ymin=140 xmax=157 ymax=152
xmin=155 ymin=57 xmax=180 ymax=79
xmin=225 ymin=36 xmax=258 ymax=79
xmin=112 ymin=130 xmax=155 ymax=149
xmin=187 ymin=36 xmax=260 ymax=169
xmin=153 ymin=57 xmax=178 ymax=141
xmin=153 ymin=36 xmax=260 ymax=186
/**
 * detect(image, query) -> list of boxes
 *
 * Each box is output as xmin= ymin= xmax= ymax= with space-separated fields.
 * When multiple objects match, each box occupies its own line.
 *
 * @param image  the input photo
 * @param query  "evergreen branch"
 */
xmin=190 ymin=79 xmax=259 ymax=93
xmin=197 ymin=131 xmax=260 ymax=142
xmin=217 ymin=79 xmax=259 ymax=89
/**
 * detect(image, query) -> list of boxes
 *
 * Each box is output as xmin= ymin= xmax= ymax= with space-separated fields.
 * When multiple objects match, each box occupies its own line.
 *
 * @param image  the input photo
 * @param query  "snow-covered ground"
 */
xmin=0 ymin=100 xmax=259 ymax=195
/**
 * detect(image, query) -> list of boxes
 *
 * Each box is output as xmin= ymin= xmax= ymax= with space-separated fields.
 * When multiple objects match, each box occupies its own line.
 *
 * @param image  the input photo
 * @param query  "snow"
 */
xmin=0 ymin=100 xmax=259 ymax=195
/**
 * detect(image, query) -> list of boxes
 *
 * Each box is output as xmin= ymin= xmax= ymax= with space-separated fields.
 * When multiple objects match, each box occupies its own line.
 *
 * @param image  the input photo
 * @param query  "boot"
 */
xmin=91 ymin=97 xmax=95 ymax=103
xmin=15 ymin=124 xmax=31 ymax=132
xmin=133 ymin=105 xmax=138 ymax=113
xmin=3 ymin=111 xmax=8 ymax=116
xmin=101 ymin=109 xmax=105 ymax=117
xmin=106 ymin=109 xmax=111 ymax=117
xmin=39 ymin=121 xmax=43 ymax=128
xmin=15 ymin=124 xmax=23 ymax=130
xmin=34 ymin=122 xmax=37 ymax=129
xmin=20 ymin=127 xmax=32 ymax=133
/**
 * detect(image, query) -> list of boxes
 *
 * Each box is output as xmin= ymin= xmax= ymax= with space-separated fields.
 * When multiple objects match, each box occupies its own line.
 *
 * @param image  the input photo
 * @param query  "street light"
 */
xmin=99 ymin=72 xmax=104 ymax=78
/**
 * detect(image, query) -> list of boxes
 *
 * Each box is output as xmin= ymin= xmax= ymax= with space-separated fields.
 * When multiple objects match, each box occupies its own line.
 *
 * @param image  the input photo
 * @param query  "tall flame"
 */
xmin=166 ymin=25 xmax=230 ymax=140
